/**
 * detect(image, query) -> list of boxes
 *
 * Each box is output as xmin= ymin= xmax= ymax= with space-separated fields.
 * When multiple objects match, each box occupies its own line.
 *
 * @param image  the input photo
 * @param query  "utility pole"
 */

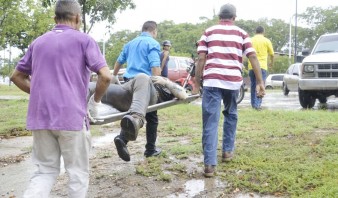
xmin=8 ymin=45 xmax=12 ymax=86
xmin=294 ymin=0 xmax=298 ymax=63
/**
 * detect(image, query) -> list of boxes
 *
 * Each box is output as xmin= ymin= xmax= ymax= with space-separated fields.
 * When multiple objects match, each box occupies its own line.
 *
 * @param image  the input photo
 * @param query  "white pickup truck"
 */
xmin=298 ymin=33 xmax=338 ymax=108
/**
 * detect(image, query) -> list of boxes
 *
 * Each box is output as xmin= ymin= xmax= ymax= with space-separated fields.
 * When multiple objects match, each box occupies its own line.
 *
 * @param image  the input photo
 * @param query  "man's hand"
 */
xmin=151 ymin=76 xmax=168 ymax=86
xmin=191 ymin=84 xmax=200 ymax=95
xmin=256 ymin=83 xmax=266 ymax=98
xmin=87 ymin=94 xmax=101 ymax=121
xmin=111 ymin=75 xmax=121 ymax=85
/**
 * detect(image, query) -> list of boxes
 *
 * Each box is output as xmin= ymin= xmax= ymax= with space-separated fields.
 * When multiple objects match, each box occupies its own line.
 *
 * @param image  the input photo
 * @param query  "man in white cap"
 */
xmin=193 ymin=3 xmax=265 ymax=177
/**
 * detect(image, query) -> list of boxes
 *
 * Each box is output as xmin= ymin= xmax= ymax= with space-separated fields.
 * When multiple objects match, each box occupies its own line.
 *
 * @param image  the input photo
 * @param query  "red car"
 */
xmin=167 ymin=56 xmax=194 ymax=82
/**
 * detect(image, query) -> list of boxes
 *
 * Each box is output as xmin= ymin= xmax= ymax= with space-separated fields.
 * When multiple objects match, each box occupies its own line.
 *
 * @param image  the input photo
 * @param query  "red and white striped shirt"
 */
xmin=197 ymin=20 xmax=256 ymax=90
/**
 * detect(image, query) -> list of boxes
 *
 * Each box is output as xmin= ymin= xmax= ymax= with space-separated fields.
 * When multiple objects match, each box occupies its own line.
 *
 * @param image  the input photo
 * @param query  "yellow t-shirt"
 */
xmin=248 ymin=34 xmax=274 ymax=70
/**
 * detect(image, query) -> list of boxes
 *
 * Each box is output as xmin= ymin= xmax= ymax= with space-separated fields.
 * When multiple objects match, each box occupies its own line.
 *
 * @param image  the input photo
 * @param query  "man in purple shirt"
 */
xmin=10 ymin=0 xmax=111 ymax=197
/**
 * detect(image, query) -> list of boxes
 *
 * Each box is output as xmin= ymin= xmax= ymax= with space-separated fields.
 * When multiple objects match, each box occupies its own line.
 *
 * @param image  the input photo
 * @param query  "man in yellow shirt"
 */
xmin=248 ymin=26 xmax=274 ymax=110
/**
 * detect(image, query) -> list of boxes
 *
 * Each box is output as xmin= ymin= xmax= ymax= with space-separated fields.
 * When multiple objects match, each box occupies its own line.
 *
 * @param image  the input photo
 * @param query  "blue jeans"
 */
xmin=202 ymin=86 xmax=238 ymax=166
xmin=249 ymin=69 xmax=267 ymax=109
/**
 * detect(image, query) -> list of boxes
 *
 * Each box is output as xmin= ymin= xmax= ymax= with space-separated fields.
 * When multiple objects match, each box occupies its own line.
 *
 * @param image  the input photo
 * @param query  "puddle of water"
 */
xmin=92 ymin=132 xmax=118 ymax=147
xmin=184 ymin=179 xmax=204 ymax=196
xmin=167 ymin=178 xmax=226 ymax=198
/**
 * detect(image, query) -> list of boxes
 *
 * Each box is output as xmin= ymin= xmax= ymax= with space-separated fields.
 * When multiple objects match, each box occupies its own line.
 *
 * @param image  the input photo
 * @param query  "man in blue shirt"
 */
xmin=111 ymin=21 xmax=162 ymax=162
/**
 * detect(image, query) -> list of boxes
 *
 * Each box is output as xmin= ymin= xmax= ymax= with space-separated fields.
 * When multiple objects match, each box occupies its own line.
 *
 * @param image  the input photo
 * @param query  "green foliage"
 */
xmin=270 ymin=55 xmax=292 ymax=74
xmin=0 ymin=0 xmax=54 ymax=52
xmin=104 ymin=30 xmax=139 ymax=68
xmin=2 ymin=0 xmax=338 ymax=73
xmin=41 ymin=0 xmax=136 ymax=33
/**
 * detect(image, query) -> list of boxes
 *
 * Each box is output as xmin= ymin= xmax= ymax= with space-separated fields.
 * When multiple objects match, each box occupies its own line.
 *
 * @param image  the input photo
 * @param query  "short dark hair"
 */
xmin=55 ymin=0 xmax=81 ymax=22
xmin=256 ymin=26 xmax=265 ymax=34
xmin=142 ymin=21 xmax=157 ymax=32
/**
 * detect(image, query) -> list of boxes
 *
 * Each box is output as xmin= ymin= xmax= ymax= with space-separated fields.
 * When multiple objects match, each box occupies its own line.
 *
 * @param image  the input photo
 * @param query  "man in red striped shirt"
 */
xmin=192 ymin=3 xmax=265 ymax=177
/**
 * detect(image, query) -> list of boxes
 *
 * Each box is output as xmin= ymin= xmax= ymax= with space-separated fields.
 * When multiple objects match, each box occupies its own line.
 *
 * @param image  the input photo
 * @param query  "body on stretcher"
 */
xmin=90 ymin=94 xmax=200 ymax=125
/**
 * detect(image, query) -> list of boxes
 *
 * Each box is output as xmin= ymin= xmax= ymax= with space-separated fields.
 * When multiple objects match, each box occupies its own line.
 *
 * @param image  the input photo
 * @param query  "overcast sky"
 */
xmin=89 ymin=0 xmax=337 ymax=41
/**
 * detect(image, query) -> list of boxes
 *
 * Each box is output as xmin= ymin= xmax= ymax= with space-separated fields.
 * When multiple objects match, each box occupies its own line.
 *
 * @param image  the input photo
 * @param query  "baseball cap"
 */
xmin=219 ymin=3 xmax=236 ymax=17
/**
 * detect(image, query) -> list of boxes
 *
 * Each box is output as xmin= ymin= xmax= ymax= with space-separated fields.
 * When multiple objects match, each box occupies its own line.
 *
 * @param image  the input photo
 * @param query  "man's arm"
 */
xmin=192 ymin=52 xmax=206 ymax=95
xmin=267 ymin=40 xmax=274 ymax=69
xmin=112 ymin=61 xmax=122 ymax=76
xmin=151 ymin=67 xmax=161 ymax=76
xmin=248 ymin=54 xmax=265 ymax=98
xmin=160 ymin=51 xmax=169 ymax=70
xmin=268 ymin=54 xmax=274 ymax=69
xmin=93 ymin=66 xmax=112 ymax=102
xmin=10 ymin=70 xmax=30 ymax=94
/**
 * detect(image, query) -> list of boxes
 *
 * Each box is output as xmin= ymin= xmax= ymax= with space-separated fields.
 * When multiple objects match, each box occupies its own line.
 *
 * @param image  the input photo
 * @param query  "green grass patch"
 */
xmin=0 ymin=99 xmax=30 ymax=136
xmin=156 ymin=104 xmax=338 ymax=197
xmin=0 ymin=84 xmax=29 ymax=97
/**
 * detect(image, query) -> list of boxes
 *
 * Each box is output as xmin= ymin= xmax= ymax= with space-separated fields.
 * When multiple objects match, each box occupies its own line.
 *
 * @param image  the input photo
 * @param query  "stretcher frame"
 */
xmin=91 ymin=94 xmax=200 ymax=125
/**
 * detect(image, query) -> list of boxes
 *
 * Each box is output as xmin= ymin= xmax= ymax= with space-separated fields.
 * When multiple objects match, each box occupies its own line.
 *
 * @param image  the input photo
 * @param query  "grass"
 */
xmin=0 ymin=84 xmax=29 ymax=97
xmin=144 ymin=104 xmax=338 ymax=197
xmin=1 ymin=86 xmax=338 ymax=197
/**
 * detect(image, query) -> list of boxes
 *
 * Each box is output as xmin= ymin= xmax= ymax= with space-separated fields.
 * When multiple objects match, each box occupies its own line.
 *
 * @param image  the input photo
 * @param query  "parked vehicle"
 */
xmin=283 ymin=63 xmax=301 ymax=96
xmin=90 ymin=68 xmax=126 ymax=83
xmin=167 ymin=56 xmax=194 ymax=82
xmin=265 ymin=74 xmax=284 ymax=89
xmin=298 ymin=33 xmax=338 ymax=108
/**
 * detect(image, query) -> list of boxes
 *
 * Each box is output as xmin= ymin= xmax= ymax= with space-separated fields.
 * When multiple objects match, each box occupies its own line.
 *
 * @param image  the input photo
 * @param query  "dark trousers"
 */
xmin=145 ymin=110 xmax=158 ymax=151
xmin=120 ymin=76 xmax=158 ymax=152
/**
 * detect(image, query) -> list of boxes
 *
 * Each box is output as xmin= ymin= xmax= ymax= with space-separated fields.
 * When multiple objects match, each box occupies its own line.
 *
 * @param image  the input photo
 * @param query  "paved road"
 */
xmin=194 ymin=90 xmax=338 ymax=111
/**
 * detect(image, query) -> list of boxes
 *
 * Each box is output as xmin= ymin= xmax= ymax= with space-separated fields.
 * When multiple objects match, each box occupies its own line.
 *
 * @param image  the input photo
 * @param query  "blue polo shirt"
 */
xmin=16 ymin=24 xmax=107 ymax=131
xmin=117 ymin=32 xmax=161 ymax=78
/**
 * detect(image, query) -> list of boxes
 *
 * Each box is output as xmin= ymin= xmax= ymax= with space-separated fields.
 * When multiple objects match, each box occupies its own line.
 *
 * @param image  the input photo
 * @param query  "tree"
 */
xmin=0 ymin=0 xmax=54 ymax=54
xmin=104 ymin=30 xmax=139 ymax=68
xmin=42 ymin=0 xmax=136 ymax=34
xmin=300 ymin=6 xmax=338 ymax=48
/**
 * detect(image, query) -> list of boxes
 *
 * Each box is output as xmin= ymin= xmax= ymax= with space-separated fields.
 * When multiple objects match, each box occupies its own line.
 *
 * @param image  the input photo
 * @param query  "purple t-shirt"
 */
xmin=16 ymin=24 xmax=107 ymax=131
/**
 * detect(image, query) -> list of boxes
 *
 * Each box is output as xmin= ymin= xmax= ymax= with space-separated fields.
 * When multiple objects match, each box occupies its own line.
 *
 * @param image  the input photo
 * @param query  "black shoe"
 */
xmin=121 ymin=114 xmax=144 ymax=141
xmin=144 ymin=148 xmax=162 ymax=158
xmin=114 ymin=135 xmax=130 ymax=162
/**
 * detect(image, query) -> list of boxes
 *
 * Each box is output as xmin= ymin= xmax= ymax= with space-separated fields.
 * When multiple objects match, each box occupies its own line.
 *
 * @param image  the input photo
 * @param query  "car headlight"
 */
xmin=304 ymin=65 xmax=315 ymax=73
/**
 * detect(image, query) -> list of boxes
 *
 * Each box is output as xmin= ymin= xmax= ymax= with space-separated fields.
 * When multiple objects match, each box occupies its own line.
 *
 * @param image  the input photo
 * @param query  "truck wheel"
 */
xmin=236 ymin=85 xmax=245 ymax=104
xmin=265 ymin=85 xmax=273 ymax=89
xmin=283 ymin=84 xmax=290 ymax=96
xmin=298 ymin=89 xmax=316 ymax=108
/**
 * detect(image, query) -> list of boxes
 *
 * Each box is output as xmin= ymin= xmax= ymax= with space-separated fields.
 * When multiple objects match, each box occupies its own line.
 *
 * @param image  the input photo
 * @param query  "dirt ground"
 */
xmin=0 ymin=122 xmax=272 ymax=198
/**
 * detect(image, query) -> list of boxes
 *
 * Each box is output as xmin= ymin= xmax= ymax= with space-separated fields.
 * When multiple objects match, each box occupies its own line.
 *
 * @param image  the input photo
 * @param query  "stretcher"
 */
xmin=91 ymin=94 xmax=200 ymax=125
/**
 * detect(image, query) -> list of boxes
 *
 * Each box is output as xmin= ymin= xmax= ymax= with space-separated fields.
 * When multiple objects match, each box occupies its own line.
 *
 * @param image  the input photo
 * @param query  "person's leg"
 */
xmin=128 ymin=73 xmax=157 ymax=115
xmin=144 ymin=110 xmax=161 ymax=157
xmin=256 ymin=69 xmax=267 ymax=108
xmin=114 ymin=74 xmax=158 ymax=161
xmin=120 ymin=74 xmax=158 ymax=141
xmin=249 ymin=70 xmax=258 ymax=108
xmin=202 ymin=86 xmax=222 ymax=166
xmin=58 ymin=122 xmax=91 ymax=198
xmin=221 ymin=89 xmax=238 ymax=160
xmin=101 ymin=83 xmax=132 ymax=112
xmin=23 ymin=130 xmax=61 ymax=198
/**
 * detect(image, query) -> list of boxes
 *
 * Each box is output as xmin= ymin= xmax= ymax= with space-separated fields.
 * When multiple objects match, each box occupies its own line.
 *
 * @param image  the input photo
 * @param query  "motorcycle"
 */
xmin=175 ymin=61 xmax=245 ymax=104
